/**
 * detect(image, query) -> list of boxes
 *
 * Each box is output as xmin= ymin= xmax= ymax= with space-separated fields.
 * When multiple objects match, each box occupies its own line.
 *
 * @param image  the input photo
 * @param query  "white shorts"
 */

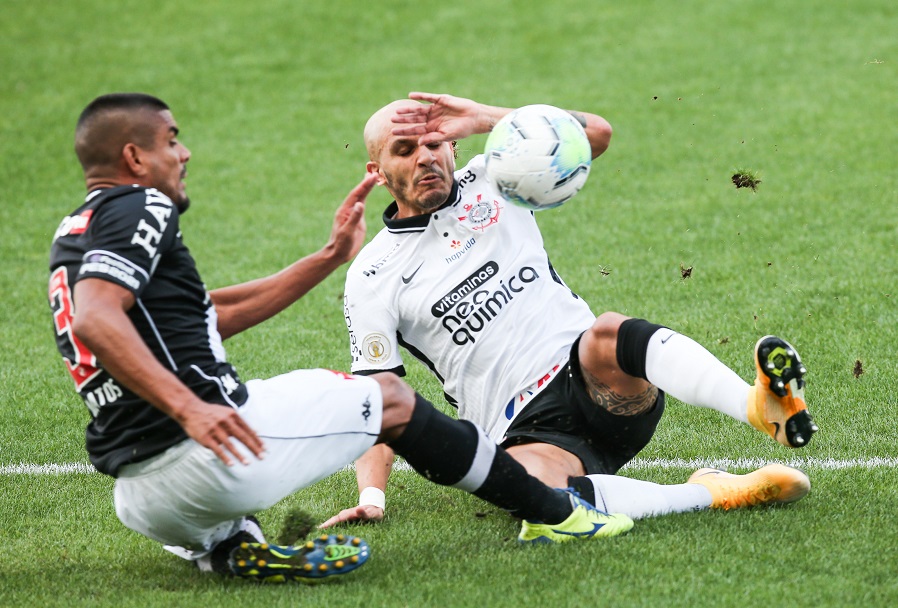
xmin=113 ymin=369 xmax=382 ymax=556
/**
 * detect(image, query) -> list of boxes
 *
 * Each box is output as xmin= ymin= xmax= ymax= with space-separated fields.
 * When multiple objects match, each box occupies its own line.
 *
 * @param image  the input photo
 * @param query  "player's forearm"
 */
xmin=356 ymin=444 xmax=395 ymax=494
xmin=73 ymin=297 xmax=204 ymax=422
xmin=210 ymin=245 xmax=344 ymax=339
xmin=476 ymin=104 xmax=513 ymax=135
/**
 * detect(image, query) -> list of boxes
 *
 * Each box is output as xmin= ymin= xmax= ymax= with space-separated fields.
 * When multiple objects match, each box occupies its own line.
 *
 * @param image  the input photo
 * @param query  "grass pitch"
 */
xmin=2 ymin=1 xmax=896 ymax=606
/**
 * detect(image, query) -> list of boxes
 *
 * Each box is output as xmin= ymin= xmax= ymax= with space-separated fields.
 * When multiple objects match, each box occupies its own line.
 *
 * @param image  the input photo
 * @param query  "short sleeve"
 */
xmin=344 ymin=270 xmax=405 ymax=375
xmin=77 ymin=189 xmax=179 ymax=297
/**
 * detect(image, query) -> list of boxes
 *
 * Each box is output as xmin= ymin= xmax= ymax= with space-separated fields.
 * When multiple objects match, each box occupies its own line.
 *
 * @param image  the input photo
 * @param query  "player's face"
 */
xmin=142 ymin=110 xmax=191 ymax=212
xmin=373 ymin=136 xmax=455 ymax=217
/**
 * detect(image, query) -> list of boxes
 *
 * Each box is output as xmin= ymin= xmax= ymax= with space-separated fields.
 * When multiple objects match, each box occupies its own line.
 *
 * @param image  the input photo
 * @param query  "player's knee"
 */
xmin=371 ymin=371 xmax=411 ymax=401
xmin=588 ymin=312 xmax=629 ymax=346
xmin=371 ymin=372 xmax=415 ymax=427
xmin=581 ymin=312 xmax=629 ymax=368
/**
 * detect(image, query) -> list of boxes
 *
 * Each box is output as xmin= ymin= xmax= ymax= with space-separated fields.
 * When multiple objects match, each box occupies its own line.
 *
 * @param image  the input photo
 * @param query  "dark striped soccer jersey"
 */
xmin=48 ymin=185 xmax=247 ymax=476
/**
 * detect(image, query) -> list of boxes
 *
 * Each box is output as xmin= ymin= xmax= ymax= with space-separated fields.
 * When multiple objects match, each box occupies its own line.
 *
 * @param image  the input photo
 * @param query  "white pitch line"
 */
xmin=1 ymin=462 xmax=97 ymax=475
xmin=618 ymin=456 xmax=898 ymax=471
xmin=4 ymin=457 xmax=898 ymax=476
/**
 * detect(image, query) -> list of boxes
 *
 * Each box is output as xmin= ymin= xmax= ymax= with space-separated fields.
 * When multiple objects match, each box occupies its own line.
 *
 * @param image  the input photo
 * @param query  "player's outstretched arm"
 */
xmin=392 ymin=92 xmax=612 ymax=159
xmin=391 ymin=92 xmax=512 ymax=145
xmin=73 ymin=278 xmax=265 ymax=466
xmin=210 ymin=172 xmax=377 ymax=340
xmin=319 ymin=443 xmax=395 ymax=528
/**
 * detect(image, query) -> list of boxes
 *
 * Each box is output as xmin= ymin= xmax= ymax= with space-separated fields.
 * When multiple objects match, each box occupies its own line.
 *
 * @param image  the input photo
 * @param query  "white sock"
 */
xmin=589 ymin=474 xmax=712 ymax=519
xmin=644 ymin=329 xmax=750 ymax=423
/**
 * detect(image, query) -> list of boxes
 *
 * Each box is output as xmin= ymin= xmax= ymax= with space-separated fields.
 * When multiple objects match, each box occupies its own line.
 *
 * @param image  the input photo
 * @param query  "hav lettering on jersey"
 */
xmin=131 ymin=190 xmax=173 ymax=258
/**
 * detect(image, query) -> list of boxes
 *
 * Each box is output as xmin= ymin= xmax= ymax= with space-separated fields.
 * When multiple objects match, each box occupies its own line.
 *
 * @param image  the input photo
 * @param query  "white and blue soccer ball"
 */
xmin=484 ymin=104 xmax=592 ymax=210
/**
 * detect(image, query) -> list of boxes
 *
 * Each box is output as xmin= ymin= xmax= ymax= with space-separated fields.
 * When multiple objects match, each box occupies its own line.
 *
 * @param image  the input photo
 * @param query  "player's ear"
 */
xmin=366 ymin=162 xmax=386 ymax=185
xmin=122 ymin=143 xmax=148 ymax=177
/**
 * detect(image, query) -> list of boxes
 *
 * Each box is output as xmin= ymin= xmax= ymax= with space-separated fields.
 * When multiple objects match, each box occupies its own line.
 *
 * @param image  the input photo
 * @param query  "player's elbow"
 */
xmin=590 ymin=117 xmax=612 ymax=159
xmin=71 ymin=305 xmax=104 ymax=351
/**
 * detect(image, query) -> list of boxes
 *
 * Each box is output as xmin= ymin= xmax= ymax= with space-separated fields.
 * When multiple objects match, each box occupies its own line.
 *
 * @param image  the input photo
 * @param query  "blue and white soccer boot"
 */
xmin=229 ymin=533 xmax=370 ymax=583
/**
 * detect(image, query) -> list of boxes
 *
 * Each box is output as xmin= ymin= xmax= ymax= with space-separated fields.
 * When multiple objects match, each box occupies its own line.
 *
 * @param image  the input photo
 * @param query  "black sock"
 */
xmin=388 ymin=394 xmax=574 ymax=523
xmin=568 ymin=476 xmax=598 ymax=507
xmin=616 ymin=318 xmax=667 ymax=380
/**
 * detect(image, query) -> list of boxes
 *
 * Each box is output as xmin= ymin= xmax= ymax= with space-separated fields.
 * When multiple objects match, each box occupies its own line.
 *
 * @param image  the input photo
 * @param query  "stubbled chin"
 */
xmin=418 ymin=189 xmax=448 ymax=212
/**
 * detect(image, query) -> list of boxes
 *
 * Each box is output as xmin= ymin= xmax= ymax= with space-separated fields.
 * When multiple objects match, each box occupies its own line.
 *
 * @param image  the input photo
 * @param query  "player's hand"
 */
xmin=327 ymin=172 xmax=377 ymax=263
xmin=318 ymin=505 xmax=385 ymax=529
xmin=179 ymin=400 xmax=265 ymax=466
xmin=391 ymin=92 xmax=485 ymax=145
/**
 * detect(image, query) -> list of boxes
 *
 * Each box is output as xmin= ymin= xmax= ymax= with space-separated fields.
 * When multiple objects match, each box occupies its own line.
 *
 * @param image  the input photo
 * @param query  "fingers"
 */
xmin=220 ymin=437 xmax=249 ymax=466
xmin=416 ymin=132 xmax=448 ymax=146
xmin=318 ymin=507 xmax=364 ymax=529
xmin=407 ymin=91 xmax=440 ymax=103
xmin=201 ymin=411 xmax=265 ymax=467
xmin=391 ymin=114 xmax=427 ymax=126
xmin=208 ymin=442 xmax=234 ymax=467
xmin=389 ymin=127 xmax=450 ymax=146
xmin=336 ymin=173 xmax=377 ymax=217
xmin=347 ymin=171 xmax=378 ymax=203
xmin=317 ymin=514 xmax=342 ymax=529
xmin=317 ymin=505 xmax=384 ymax=529
xmin=348 ymin=201 xmax=365 ymax=222
xmin=390 ymin=124 xmax=427 ymax=137
xmin=231 ymin=416 xmax=265 ymax=460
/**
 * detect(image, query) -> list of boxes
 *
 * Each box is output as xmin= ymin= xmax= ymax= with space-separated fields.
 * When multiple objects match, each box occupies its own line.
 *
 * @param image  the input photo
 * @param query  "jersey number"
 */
xmin=49 ymin=267 xmax=100 ymax=390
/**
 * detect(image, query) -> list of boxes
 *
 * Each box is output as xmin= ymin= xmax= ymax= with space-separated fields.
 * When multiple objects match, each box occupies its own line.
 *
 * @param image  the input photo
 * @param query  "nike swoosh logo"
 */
xmin=551 ymin=522 xmax=605 ymax=537
xmin=402 ymin=261 xmax=425 ymax=284
xmin=660 ymin=332 xmax=676 ymax=344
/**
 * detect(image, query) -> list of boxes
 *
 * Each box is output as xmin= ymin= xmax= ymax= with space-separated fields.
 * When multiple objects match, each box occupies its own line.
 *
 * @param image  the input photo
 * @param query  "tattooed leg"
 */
xmin=581 ymin=367 xmax=659 ymax=416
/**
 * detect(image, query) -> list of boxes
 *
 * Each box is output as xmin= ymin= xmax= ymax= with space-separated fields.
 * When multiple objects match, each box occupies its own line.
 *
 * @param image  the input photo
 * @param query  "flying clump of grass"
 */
xmin=732 ymin=168 xmax=762 ymax=191
xmin=277 ymin=508 xmax=317 ymax=544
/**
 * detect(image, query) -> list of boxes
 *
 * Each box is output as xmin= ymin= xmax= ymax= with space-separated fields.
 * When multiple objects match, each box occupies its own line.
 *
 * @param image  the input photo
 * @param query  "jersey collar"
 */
xmin=382 ymin=180 xmax=460 ymax=233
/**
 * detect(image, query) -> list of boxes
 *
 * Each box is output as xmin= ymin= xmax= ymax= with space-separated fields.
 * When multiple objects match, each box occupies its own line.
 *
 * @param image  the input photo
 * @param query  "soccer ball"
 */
xmin=484 ymin=104 xmax=591 ymax=210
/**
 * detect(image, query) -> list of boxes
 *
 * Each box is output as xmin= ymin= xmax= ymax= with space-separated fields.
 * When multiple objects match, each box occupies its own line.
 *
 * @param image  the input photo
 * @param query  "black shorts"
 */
xmin=500 ymin=335 xmax=665 ymax=475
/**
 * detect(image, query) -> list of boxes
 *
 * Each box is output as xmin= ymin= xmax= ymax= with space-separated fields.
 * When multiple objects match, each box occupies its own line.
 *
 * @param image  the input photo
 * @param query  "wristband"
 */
xmin=358 ymin=486 xmax=386 ymax=510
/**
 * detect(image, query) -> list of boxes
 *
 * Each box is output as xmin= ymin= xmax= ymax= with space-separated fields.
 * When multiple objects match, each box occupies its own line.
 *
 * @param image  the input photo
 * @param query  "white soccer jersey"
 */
xmin=344 ymin=154 xmax=596 ymax=441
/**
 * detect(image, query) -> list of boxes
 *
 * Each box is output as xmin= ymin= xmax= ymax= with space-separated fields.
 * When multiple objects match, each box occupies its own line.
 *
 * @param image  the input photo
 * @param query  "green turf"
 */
xmin=2 ymin=0 xmax=896 ymax=606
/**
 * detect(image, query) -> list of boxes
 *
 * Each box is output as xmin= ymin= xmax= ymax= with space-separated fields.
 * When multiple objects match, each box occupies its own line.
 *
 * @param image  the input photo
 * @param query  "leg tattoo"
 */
xmin=582 ymin=368 xmax=659 ymax=416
